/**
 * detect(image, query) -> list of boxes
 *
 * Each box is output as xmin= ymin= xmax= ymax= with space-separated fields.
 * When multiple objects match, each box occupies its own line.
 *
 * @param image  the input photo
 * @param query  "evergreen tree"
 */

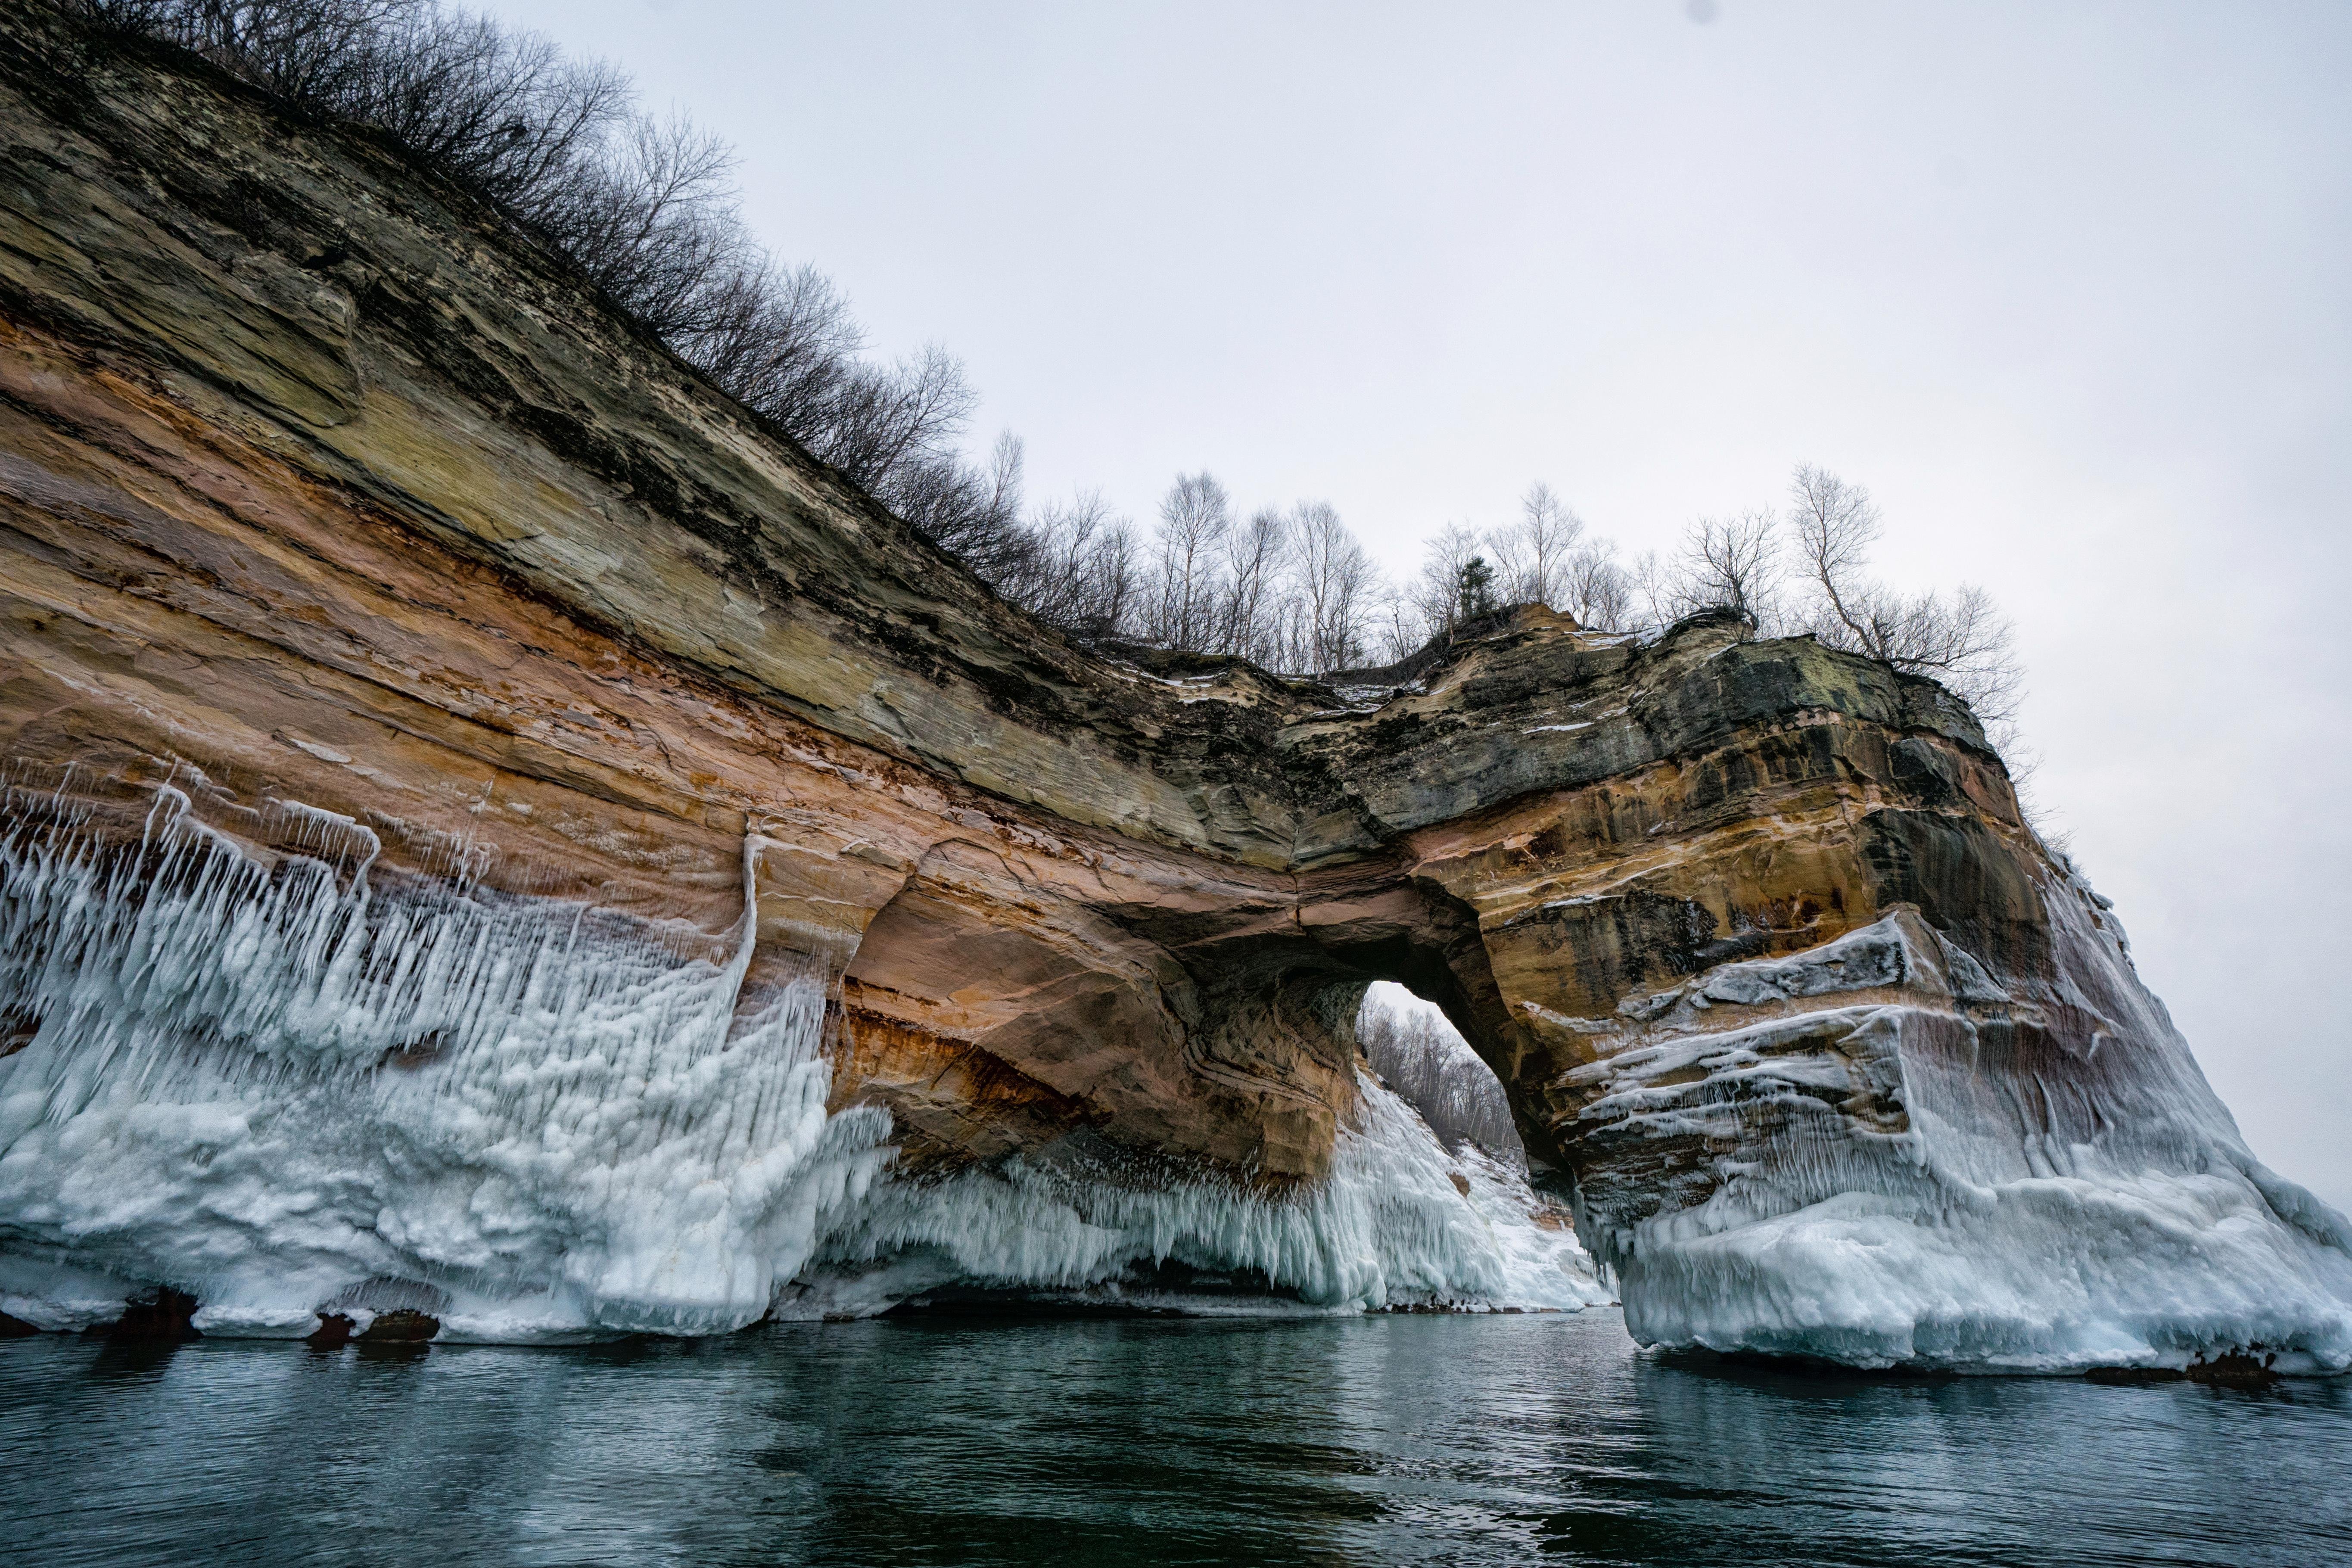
xmin=1456 ymin=556 xmax=1497 ymax=623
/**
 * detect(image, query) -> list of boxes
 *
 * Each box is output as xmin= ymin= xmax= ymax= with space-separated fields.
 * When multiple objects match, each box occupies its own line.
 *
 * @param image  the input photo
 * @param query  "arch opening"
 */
xmin=1354 ymin=982 xmax=1527 ymax=1171
xmin=838 ymin=946 xmax=1615 ymax=1322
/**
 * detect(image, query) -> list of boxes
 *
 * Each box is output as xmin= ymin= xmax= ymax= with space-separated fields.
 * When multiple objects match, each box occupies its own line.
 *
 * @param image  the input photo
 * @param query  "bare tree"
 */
xmin=1356 ymin=991 xmax=1525 ymax=1164
xmin=685 ymin=261 xmax=863 ymax=434
xmin=535 ymin=114 xmax=748 ymax=338
xmin=352 ymin=9 xmax=629 ymax=207
xmin=812 ymin=345 xmax=975 ymax=492
xmin=1004 ymin=490 xmax=1137 ymax=640
xmin=85 ymin=2 xmax=633 ymax=228
xmin=1144 ymin=473 xmax=1232 ymax=651
xmin=1214 ymin=506 xmax=1287 ymax=664
xmin=1366 ymin=585 xmax=1426 ymax=666
xmin=1559 ymin=541 xmax=1636 ymax=631
xmin=1787 ymin=464 xmax=2022 ymax=725
xmin=1787 ymin=465 xmax=1879 ymax=615
xmin=1395 ymin=500 xmax=1640 ymax=643
xmin=1489 ymin=482 xmax=1586 ymax=610
xmin=1627 ymin=548 xmax=1672 ymax=632
xmin=1281 ymin=501 xmax=1377 ymax=672
xmin=85 ymin=0 xmax=415 ymax=101
xmin=887 ymin=429 xmax=1029 ymax=580
xmin=1657 ymin=510 xmax=1786 ymax=628
xmin=1407 ymin=523 xmax=1485 ymax=642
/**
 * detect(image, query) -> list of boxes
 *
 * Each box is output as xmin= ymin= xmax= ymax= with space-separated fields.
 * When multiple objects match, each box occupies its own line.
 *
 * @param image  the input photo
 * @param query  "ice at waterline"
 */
xmin=1559 ymin=881 xmax=2352 ymax=1372
xmin=3 ymin=778 xmax=2349 ymax=1368
xmin=0 ymin=783 xmax=1603 ymax=1341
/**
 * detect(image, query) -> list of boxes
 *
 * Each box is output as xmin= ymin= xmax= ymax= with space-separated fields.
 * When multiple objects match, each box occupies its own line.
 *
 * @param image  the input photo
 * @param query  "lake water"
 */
xmin=4 ymin=1307 xmax=2345 ymax=1567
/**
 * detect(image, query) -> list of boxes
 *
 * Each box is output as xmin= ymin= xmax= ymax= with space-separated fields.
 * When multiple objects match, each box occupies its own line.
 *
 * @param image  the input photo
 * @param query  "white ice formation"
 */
xmin=0 ymin=785 xmax=892 ymax=1339
xmin=0 ymin=784 xmax=1604 ymax=1339
xmin=779 ymin=1069 xmax=1607 ymax=1321
xmin=12 ymin=772 xmax=2343 ymax=1367
xmin=1572 ymin=899 xmax=2352 ymax=1374
xmin=1358 ymin=982 xmax=1528 ymax=1165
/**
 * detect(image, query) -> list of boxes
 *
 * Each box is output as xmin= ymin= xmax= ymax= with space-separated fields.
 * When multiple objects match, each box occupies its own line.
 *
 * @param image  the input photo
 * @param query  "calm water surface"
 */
xmin=3 ymin=1308 xmax=2344 ymax=1567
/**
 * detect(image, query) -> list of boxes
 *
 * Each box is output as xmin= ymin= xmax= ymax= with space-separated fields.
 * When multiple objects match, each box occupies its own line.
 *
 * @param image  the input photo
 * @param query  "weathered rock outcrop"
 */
xmin=3 ymin=10 xmax=2347 ymax=1365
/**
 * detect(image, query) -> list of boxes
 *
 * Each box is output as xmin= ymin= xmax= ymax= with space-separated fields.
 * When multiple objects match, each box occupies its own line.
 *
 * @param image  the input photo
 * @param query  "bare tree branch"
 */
xmin=1786 ymin=464 xmax=2025 ymax=728
xmin=1652 ymin=510 xmax=1786 ymax=628
xmin=1144 ymin=472 xmax=1232 ymax=652
xmin=1489 ymin=482 xmax=1585 ymax=610
xmin=1281 ymin=501 xmax=1376 ymax=671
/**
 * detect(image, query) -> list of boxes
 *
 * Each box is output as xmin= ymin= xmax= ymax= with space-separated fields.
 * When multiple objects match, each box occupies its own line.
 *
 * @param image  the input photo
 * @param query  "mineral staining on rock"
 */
xmin=0 ymin=8 xmax=2346 ymax=1366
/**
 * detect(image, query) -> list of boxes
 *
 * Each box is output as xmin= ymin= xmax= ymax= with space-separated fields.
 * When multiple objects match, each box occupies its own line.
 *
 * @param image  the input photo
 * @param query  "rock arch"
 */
xmin=0 ymin=7 xmax=2346 ymax=1365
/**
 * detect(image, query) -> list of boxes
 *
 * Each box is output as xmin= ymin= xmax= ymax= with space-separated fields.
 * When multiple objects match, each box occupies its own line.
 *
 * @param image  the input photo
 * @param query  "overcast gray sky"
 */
xmin=482 ymin=0 xmax=2352 ymax=1210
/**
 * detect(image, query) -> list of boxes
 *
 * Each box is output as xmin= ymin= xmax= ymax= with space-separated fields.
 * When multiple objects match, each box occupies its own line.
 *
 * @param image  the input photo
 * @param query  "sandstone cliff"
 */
xmin=3 ymin=10 xmax=2347 ymax=1366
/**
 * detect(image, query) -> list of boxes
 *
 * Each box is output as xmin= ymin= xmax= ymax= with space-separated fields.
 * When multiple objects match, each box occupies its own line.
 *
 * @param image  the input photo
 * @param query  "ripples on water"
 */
xmin=4 ymin=1308 xmax=2346 ymax=1567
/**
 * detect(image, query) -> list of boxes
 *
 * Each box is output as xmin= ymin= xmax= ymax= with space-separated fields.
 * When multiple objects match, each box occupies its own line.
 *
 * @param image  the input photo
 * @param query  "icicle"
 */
xmin=789 ymin=1070 xmax=1612 ymax=1319
xmin=0 ymin=786 xmax=893 ymax=1340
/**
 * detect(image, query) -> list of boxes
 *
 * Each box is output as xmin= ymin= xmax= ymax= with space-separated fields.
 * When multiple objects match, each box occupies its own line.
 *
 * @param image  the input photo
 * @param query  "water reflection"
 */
xmin=3 ymin=1310 xmax=2346 ymax=1567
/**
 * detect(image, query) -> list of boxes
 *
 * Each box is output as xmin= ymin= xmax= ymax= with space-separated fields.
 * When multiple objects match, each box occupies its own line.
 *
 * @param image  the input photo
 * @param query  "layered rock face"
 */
xmin=2 ymin=12 xmax=2347 ymax=1364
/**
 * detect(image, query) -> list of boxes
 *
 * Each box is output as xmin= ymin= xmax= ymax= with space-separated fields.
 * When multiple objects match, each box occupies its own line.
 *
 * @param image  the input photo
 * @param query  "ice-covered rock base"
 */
xmin=7 ymin=778 xmax=2345 ymax=1365
xmin=0 ymin=785 xmax=1605 ymax=1339
xmin=1617 ymin=1168 xmax=2352 ymax=1375
xmin=1571 ymin=904 xmax=2352 ymax=1373
xmin=780 ymin=1080 xmax=1608 ymax=1322
xmin=0 ymin=783 xmax=893 ymax=1340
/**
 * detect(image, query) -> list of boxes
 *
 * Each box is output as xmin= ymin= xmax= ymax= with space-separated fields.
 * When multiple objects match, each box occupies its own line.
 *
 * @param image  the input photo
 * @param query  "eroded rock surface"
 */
xmin=2 ymin=10 xmax=2346 ymax=1366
